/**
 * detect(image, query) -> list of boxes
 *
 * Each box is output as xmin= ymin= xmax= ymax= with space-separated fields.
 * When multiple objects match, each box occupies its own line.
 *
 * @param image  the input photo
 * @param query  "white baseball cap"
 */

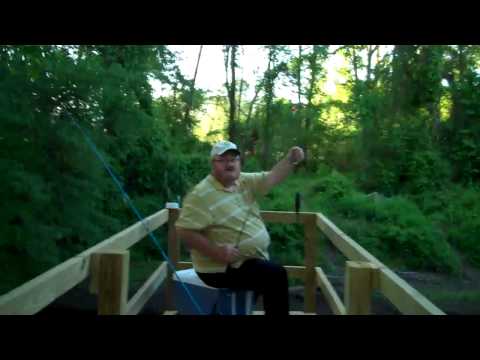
xmin=210 ymin=140 xmax=240 ymax=159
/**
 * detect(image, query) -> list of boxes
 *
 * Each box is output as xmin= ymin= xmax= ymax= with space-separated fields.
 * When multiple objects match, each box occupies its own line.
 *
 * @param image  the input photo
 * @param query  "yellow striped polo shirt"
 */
xmin=175 ymin=172 xmax=271 ymax=273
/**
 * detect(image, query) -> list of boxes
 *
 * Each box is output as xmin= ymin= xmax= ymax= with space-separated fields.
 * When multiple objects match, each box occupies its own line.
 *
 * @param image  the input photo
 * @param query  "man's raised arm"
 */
xmin=265 ymin=146 xmax=305 ymax=190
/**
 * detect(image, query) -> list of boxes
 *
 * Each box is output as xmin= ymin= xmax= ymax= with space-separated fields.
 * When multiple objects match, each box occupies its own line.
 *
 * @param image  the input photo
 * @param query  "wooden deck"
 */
xmin=0 ymin=208 xmax=445 ymax=315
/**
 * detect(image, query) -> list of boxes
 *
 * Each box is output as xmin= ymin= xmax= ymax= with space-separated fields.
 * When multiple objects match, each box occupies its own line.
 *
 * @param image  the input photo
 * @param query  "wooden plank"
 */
xmin=97 ymin=251 xmax=130 ymax=315
xmin=315 ymin=267 xmax=346 ymax=315
xmin=261 ymin=211 xmax=316 ymax=224
xmin=316 ymin=213 xmax=379 ymax=264
xmin=89 ymin=253 xmax=101 ymax=294
xmin=316 ymin=213 xmax=445 ymax=315
xmin=378 ymin=267 xmax=444 ymax=315
xmin=0 ymin=210 xmax=168 ymax=315
xmin=126 ymin=262 xmax=168 ymax=315
xmin=163 ymin=310 xmax=178 ymax=315
xmin=252 ymin=311 xmax=316 ymax=315
xmin=0 ymin=256 xmax=90 ymax=315
xmin=285 ymin=265 xmax=305 ymax=280
xmin=345 ymin=261 xmax=378 ymax=315
xmin=304 ymin=216 xmax=317 ymax=314
xmin=289 ymin=311 xmax=316 ymax=315
xmin=165 ymin=208 xmax=180 ymax=310
xmin=78 ymin=209 xmax=169 ymax=258
xmin=177 ymin=261 xmax=193 ymax=270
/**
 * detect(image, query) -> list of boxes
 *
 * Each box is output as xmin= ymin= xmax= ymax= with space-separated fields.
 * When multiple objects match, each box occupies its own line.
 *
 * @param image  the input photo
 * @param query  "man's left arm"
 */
xmin=265 ymin=146 xmax=304 ymax=190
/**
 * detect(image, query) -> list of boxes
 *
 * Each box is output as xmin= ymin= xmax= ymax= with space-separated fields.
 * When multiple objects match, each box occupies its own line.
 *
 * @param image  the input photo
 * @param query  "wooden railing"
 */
xmin=0 ymin=207 xmax=445 ymax=315
xmin=0 ymin=209 xmax=169 ymax=315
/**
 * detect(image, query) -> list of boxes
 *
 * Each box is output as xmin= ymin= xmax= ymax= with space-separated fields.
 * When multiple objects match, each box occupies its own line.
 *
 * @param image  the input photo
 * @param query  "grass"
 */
xmin=420 ymin=289 xmax=480 ymax=314
xmin=423 ymin=289 xmax=480 ymax=303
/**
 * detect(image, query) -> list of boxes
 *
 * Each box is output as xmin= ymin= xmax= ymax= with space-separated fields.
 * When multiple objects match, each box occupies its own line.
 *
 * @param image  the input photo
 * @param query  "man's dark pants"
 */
xmin=197 ymin=258 xmax=289 ymax=315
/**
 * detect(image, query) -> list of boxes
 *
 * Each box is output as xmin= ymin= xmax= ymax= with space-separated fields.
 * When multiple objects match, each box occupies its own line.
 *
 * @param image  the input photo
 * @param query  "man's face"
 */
xmin=211 ymin=150 xmax=241 ymax=185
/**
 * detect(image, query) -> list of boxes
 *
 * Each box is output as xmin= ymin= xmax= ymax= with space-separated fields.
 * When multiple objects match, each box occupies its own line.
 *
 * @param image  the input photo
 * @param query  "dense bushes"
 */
xmin=261 ymin=170 xmax=463 ymax=274
xmin=334 ymin=194 xmax=460 ymax=273
xmin=414 ymin=185 xmax=480 ymax=267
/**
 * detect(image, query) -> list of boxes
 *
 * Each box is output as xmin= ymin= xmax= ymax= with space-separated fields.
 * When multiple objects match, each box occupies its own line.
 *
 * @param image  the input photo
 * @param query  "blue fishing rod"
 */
xmin=69 ymin=115 xmax=206 ymax=315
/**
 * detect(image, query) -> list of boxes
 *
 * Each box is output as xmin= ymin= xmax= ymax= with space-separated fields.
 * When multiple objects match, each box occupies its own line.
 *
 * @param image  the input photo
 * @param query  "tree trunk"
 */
xmin=366 ymin=45 xmax=378 ymax=85
xmin=183 ymin=45 xmax=203 ymax=126
xmin=297 ymin=46 xmax=302 ymax=105
xmin=227 ymin=46 xmax=238 ymax=143
xmin=262 ymin=54 xmax=273 ymax=169
xmin=224 ymin=45 xmax=231 ymax=133
xmin=420 ymin=46 xmax=444 ymax=141
xmin=295 ymin=46 xmax=307 ymax=167
xmin=303 ymin=46 xmax=320 ymax=170
xmin=244 ymin=79 xmax=262 ymax=157
xmin=237 ymin=79 xmax=243 ymax=123
xmin=451 ymin=45 xmax=468 ymax=131
xmin=391 ymin=45 xmax=417 ymax=116
xmin=352 ymin=47 xmax=359 ymax=83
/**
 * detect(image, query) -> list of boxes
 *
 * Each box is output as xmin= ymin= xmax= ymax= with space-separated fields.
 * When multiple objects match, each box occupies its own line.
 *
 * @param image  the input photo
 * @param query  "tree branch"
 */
xmin=328 ymin=45 xmax=349 ymax=55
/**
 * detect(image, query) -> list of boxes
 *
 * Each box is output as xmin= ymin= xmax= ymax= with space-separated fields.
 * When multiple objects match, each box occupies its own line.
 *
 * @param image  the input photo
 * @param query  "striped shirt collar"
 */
xmin=207 ymin=174 xmax=240 ymax=192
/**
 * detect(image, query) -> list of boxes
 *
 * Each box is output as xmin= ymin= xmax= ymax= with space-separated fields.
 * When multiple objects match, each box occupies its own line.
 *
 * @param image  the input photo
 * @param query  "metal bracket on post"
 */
xmin=165 ymin=202 xmax=179 ymax=210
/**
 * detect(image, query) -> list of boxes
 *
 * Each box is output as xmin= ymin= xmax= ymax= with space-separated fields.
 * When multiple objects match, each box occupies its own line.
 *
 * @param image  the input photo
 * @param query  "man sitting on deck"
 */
xmin=175 ymin=140 xmax=304 ymax=315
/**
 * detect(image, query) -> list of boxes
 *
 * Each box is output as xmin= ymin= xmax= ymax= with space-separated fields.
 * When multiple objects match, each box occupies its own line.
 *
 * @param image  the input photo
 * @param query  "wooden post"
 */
xmin=304 ymin=215 xmax=317 ymax=313
xmin=165 ymin=204 xmax=180 ymax=311
xmin=96 ymin=250 xmax=130 ymax=315
xmin=89 ymin=253 xmax=101 ymax=294
xmin=344 ymin=261 xmax=378 ymax=315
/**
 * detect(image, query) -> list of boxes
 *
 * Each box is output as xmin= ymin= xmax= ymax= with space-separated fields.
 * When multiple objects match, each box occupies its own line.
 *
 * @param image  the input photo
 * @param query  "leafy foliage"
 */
xmin=261 ymin=171 xmax=461 ymax=274
xmin=0 ymin=45 xmax=208 ymax=294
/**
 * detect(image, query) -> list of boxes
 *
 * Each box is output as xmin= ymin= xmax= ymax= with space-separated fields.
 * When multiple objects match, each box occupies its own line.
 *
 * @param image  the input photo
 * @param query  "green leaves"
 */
xmin=425 ymin=185 xmax=480 ymax=267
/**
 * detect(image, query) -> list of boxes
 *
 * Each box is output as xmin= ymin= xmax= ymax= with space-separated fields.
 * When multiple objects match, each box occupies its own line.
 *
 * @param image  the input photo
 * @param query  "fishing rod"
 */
xmin=69 ymin=115 xmax=206 ymax=315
